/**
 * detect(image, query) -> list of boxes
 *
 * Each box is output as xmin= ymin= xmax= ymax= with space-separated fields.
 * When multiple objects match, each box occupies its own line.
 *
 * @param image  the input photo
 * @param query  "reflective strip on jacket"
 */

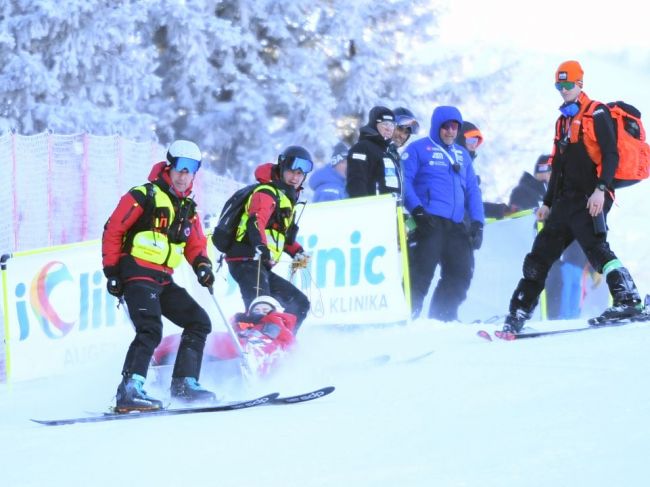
xmin=235 ymin=184 xmax=294 ymax=261
xmin=129 ymin=184 xmax=185 ymax=268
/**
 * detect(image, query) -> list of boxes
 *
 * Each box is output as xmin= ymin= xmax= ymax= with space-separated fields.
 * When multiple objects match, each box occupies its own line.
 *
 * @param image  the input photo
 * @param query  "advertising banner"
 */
xmin=1 ymin=195 xmax=409 ymax=382
xmin=275 ymin=195 xmax=409 ymax=326
xmin=2 ymin=243 xmax=134 ymax=382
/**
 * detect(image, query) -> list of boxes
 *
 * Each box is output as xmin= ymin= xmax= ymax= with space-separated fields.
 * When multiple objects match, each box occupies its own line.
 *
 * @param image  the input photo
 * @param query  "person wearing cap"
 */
xmin=224 ymin=145 xmax=312 ymax=334
xmin=457 ymin=121 xmax=510 ymax=219
xmin=501 ymin=60 xmax=644 ymax=334
xmin=402 ymin=105 xmax=485 ymax=321
xmin=457 ymin=121 xmax=483 ymax=161
xmin=309 ymin=142 xmax=349 ymax=202
xmin=153 ymin=296 xmax=297 ymax=378
xmin=346 ymin=106 xmax=401 ymax=198
xmin=102 ymin=139 xmax=216 ymax=412
xmin=391 ymin=107 xmax=420 ymax=150
xmin=385 ymin=107 xmax=420 ymax=200
xmin=508 ymin=154 xmax=552 ymax=212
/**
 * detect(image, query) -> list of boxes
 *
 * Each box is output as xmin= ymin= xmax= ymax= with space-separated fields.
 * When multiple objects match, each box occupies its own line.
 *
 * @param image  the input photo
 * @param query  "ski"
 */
xmin=271 ymin=386 xmax=335 ymax=404
xmin=32 ymin=386 xmax=336 ymax=426
xmin=488 ymin=316 xmax=650 ymax=341
xmin=31 ymin=393 xmax=280 ymax=426
xmin=476 ymin=330 xmax=493 ymax=341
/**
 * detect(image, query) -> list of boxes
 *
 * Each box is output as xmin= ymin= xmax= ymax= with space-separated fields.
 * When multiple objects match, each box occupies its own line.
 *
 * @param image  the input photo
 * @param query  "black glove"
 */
xmin=469 ymin=221 xmax=484 ymax=250
xmin=256 ymin=245 xmax=274 ymax=270
xmin=192 ymin=256 xmax=215 ymax=288
xmin=411 ymin=206 xmax=436 ymax=230
xmin=103 ymin=266 xmax=123 ymax=297
xmin=106 ymin=277 xmax=123 ymax=297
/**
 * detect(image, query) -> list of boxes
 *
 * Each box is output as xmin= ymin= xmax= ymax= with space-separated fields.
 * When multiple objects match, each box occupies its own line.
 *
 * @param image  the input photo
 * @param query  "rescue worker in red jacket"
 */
xmin=102 ymin=139 xmax=216 ymax=412
xmin=221 ymin=146 xmax=312 ymax=333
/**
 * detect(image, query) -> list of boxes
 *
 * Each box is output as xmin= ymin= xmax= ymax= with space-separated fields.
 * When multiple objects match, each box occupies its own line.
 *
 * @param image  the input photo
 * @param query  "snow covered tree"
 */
xmin=148 ymin=0 xmax=450 ymax=180
xmin=0 ymin=0 xmax=160 ymax=137
xmin=1 ymin=0 xmax=514 ymax=184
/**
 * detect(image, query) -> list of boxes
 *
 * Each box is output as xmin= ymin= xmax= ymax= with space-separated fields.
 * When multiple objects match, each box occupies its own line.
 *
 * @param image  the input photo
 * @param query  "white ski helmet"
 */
xmin=166 ymin=140 xmax=202 ymax=173
xmin=248 ymin=295 xmax=284 ymax=313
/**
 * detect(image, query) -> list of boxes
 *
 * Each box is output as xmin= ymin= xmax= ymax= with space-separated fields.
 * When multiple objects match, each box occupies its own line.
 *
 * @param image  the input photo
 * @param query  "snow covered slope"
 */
xmin=2 ymin=319 xmax=650 ymax=487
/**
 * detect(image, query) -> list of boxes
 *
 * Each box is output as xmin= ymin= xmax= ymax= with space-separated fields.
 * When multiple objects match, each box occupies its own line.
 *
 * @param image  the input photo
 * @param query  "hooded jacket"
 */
xmin=309 ymin=164 xmax=347 ymax=202
xmin=102 ymin=161 xmax=209 ymax=283
xmin=402 ymin=106 xmax=484 ymax=224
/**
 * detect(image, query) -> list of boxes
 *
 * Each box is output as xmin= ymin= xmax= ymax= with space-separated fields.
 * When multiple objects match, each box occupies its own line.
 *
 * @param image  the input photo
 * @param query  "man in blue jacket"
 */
xmin=403 ymin=106 xmax=485 ymax=321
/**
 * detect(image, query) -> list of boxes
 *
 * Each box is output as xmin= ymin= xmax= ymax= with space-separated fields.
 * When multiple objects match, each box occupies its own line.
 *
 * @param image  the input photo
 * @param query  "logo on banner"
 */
xmin=29 ymin=261 xmax=75 ymax=338
xmin=296 ymin=231 xmax=386 ymax=288
xmin=14 ymin=261 xmax=117 ymax=341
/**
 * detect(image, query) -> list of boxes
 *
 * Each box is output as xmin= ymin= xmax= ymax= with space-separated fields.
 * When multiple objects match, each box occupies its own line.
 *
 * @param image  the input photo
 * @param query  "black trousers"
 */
xmin=227 ymin=259 xmax=310 ymax=332
xmin=121 ymin=280 xmax=211 ymax=379
xmin=408 ymin=216 xmax=474 ymax=321
xmin=510 ymin=193 xmax=616 ymax=313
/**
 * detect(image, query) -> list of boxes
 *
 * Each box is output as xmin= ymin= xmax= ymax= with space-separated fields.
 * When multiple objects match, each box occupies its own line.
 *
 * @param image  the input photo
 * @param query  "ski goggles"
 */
xmin=555 ymin=81 xmax=576 ymax=91
xmin=285 ymin=156 xmax=313 ymax=174
xmin=172 ymin=157 xmax=201 ymax=174
xmin=465 ymin=137 xmax=480 ymax=147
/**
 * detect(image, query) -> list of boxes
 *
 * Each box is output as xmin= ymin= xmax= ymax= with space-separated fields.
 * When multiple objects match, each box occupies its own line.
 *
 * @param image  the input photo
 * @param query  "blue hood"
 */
xmin=428 ymin=106 xmax=463 ymax=145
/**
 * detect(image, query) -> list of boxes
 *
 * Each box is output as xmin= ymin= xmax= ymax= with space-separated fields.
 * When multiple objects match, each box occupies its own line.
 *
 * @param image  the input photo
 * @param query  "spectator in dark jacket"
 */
xmin=346 ymin=106 xmax=398 ymax=198
xmin=309 ymin=142 xmax=349 ymax=202
xmin=509 ymin=154 xmax=551 ymax=212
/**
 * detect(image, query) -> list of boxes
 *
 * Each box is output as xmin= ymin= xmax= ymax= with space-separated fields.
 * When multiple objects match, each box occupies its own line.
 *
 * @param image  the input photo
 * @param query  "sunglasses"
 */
xmin=396 ymin=117 xmax=420 ymax=134
xmin=555 ymin=81 xmax=576 ymax=91
xmin=172 ymin=157 xmax=201 ymax=174
xmin=285 ymin=156 xmax=313 ymax=174
xmin=377 ymin=120 xmax=396 ymax=130
xmin=441 ymin=122 xmax=459 ymax=131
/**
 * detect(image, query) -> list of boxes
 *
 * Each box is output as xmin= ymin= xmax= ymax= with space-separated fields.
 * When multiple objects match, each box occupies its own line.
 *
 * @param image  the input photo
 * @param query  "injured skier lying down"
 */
xmin=153 ymin=296 xmax=297 ymax=378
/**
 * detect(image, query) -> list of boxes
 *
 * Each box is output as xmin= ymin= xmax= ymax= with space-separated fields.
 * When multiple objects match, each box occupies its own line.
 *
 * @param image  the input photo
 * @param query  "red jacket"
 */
xmin=102 ymin=161 xmax=209 ymax=282
xmin=226 ymin=163 xmax=303 ymax=260
xmin=152 ymin=310 xmax=297 ymax=376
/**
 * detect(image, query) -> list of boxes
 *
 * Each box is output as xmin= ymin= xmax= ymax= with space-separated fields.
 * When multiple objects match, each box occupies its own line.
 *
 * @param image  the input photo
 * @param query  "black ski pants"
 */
xmin=510 ymin=192 xmax=616 ymax=313
xmin=408 ymin=216 xmax=474 ymax=321
xmin=227 ymin=259 xmax=310 ymax=332
xmin=121 ymin=280 xmax=211 ymax=380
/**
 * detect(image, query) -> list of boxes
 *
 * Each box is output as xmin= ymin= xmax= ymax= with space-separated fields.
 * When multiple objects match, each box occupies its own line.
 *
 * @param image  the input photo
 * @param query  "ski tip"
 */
xmin=476 ymin=330 xmax=492 ymax=341
xmin=494 ymin=330 xmax=517 ymax=341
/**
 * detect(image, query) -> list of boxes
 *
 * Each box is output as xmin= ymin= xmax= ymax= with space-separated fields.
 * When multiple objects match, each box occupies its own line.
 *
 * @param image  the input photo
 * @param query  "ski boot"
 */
xmin=590 ymin=267 xmax=644 ymax=325
xmin=590 ymin=301 xmax=644 ymax=326
xmin=496 ymin=309 xmax=531 ymax=340
xmin=115 ymin=374 xmax=163 ymax=413
xmin=170 ymin=377 xmax=216 ymax=403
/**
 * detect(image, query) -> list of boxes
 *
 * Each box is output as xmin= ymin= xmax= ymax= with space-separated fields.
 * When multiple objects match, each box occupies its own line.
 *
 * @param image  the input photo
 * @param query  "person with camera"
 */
xmin=102 ymin=140 xmax=216 ymax=412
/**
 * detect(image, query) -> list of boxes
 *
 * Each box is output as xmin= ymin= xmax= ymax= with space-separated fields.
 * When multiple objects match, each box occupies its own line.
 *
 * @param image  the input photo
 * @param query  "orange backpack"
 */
xmin=581 ymin=101 xmax=650 ymax=188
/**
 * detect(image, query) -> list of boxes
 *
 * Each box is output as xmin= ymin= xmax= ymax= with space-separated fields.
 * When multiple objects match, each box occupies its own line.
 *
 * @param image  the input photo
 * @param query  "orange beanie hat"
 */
xmin=555 ymin=60 xmax=584 ymax=86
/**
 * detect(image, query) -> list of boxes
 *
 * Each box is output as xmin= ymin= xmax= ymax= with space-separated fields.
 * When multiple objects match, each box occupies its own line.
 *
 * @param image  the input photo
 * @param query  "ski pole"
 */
xmin=117 ymin=296 xmax=135 ymax=330
xmin=207 ymin=286 xmax=254 ymax=376
xmin=254 ymin=247 xmax=263 ymax=299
